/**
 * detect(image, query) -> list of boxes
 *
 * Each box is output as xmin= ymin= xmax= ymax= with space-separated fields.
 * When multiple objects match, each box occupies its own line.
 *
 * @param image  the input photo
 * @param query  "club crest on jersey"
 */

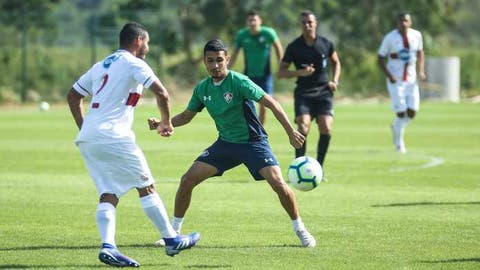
xmin=223 ymin=92 xmax=233 ymax=103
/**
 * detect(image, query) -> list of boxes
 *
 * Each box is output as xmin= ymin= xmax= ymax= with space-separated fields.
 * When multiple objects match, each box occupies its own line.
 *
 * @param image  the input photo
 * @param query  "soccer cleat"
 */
xmin=296 ymin=229 xmax=316 ymax=248
xmin=395 ymin=145 xmax=407 ymax=154
xmin=154 ymin=238 xmax=165 ymax=247
xmin=98 ymin=244 xmax=140 ymax=267
xmin=164 ymin=232 xmax=200 ymax=257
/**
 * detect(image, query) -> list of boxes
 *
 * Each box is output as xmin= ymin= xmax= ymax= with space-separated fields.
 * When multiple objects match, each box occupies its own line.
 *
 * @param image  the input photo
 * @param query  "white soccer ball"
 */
xmin=39 ymin=101 xmax=50 ymax=111
xmin=287 ymin=156 xmax=323 ymax=191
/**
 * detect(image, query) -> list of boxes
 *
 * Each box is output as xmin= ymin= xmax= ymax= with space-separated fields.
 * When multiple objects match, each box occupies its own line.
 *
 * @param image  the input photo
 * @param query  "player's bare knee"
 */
xmin=137 ymin=184 xmax=156 ymax=197
xmin=99 ymin=193 xmax=118 ymax=206
xmin=407 ymin=109 xmax=416 ymax=118
xmin=179 ymin=174 xmax=199 ymax=190
xmin=396 ymin=111 xmax=406 ymax=118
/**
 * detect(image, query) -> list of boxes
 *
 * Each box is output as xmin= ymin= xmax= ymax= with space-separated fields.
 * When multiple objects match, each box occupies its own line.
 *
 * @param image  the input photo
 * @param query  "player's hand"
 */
xmin=328 ymin=81 xmax=338 ymax=92
xmin=289 ymin=130 xmax=305 ymax=149
xmin=388 ymin=75 xmax=397 ymax=83
xmin=419 ymin=71 xmax=426 ymax=81
xmin=148 ymin=117 xmax=160 ymax=130
xmin=299 ymin=64 xmax=315 ymax=77
xmin=157 ymin=120 xmax=174 ymax=137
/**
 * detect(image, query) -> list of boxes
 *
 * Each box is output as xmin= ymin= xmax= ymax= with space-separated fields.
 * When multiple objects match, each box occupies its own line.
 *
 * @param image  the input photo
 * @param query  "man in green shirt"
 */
xmin=229 ymin=10 xmax=284 ymax=125
xmin=149 ymin=39 xmax=316 ymax=248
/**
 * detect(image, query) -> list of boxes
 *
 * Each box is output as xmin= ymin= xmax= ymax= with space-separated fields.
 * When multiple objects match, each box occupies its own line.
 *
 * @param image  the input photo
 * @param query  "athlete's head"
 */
xmin=203 ymin=39 xmax=230 ymax=81
xmin=119 ymin=22 xmax=150 ymax=59
xmin=246 ymin=10 xmax=262 ymax=34
xmin=300 ymin=10 xmax=317 ymax=36
xmin=396 ymin=13 xmax=412 ymax=33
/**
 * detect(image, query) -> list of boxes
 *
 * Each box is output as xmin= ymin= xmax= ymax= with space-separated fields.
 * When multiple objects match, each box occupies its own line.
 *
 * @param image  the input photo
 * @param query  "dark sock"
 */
xmin=295 ymin=135 xmax=307 ymax=158
xmin=317 ymin=134 xmax=331 ymax=166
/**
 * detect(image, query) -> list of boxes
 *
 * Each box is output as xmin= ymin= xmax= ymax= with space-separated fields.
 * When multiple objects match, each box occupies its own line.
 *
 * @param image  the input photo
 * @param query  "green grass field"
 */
xmin=1 ymin=101 xmax=479 ymax=269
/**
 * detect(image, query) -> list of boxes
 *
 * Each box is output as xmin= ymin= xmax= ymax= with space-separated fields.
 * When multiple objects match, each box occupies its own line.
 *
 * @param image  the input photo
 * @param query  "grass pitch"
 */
xmin=0 ymin=101 xmax=479 ymax=269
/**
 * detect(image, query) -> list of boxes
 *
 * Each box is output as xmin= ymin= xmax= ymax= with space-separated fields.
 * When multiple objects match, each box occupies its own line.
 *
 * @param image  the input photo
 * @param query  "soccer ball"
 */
xmin=39 ymin=101 xmax=50 ymax=112
xmin=287 ymin=156 xmax=323 ymax=191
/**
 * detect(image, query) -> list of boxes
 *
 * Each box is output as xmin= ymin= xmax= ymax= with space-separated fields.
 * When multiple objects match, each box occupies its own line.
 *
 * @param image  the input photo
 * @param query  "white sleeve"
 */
xmin=417 ymin=31 xmax=423 ymax=50
xmin=73 ymin=69 xmax=93 ymax=97
xmin=132 ymin=60 xmax=159 ymax=89
xmin=377 ymin=35 xmax=390 ymax=57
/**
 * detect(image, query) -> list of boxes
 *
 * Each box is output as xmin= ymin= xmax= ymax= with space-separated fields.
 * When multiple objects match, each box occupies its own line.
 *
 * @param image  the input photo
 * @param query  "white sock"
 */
xmin=140 ymin=193 xmax=177 ymax=238
xmin=292 ymin=217 xmax=306 ymax=231
xmin=172 ymin=216 xmax=184 ymax=234
xmin=96 ymin=202 xmax=116 ymax=247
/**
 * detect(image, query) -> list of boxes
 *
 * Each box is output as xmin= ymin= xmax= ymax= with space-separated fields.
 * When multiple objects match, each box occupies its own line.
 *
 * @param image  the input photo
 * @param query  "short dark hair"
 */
xmin=397 ymin=12 xmax=411 ymax=20
xmin=247 ymin=10 xmax=260 ymax=17
xmin=203 ymin=39 xmax=228 ymax=56
xmin=119 ymin=22 xmax=147 ymax=48
xmin=300 ymin=10 xmax=315 ymax=17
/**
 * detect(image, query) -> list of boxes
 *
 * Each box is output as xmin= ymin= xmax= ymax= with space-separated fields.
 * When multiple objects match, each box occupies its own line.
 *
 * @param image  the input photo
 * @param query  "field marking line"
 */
xmin=390 ymin=155 xmax=445 ymax=172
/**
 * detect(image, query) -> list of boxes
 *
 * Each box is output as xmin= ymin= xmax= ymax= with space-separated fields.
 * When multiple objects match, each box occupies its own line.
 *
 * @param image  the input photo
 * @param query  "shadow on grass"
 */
xmin=0 ymin=243 xmax=155 ymax=251
xmin=186 ymin=265 xmax=232 ymax=269
xmin=0 ymin=263 xmax=162 ymax=269
xmin=371 ymin=201 xmax=480 ymax=207
xmin=419 ymin=258 xmax=480 ymax=263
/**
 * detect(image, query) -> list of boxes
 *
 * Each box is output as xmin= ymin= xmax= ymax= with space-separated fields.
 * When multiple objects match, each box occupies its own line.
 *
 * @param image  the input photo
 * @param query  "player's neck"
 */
xmin=302 ymin=33 xmax=316 ymax=45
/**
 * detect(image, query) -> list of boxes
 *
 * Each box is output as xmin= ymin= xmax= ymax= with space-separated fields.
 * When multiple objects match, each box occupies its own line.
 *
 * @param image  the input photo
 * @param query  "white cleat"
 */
xmin=395 ymin=145 xmax=407 ymax=154
xmin=154 ymin=238 xmax=165 ymax=247
xmin=296 ymin=229 xmax=316 ymax=248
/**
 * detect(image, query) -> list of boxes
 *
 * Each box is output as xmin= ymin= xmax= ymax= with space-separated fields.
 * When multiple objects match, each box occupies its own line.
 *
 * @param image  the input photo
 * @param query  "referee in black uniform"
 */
xmin=278 ymin=10 xmax=341 ymax=177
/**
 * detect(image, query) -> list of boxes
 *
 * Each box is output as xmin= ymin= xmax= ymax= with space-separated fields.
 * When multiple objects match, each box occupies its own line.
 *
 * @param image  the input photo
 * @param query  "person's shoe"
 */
xmin=296 ymin=229 xmax=316 ymax=248
xmin=395 ymin=144 xmax=407 ymax=154
xmin=154 ymin=238 xmax=165 ymax=247
xmin=98 ymin=244 xmax=139 ymax=267
xmin=164 ymin=232 xmax=200 ymax=257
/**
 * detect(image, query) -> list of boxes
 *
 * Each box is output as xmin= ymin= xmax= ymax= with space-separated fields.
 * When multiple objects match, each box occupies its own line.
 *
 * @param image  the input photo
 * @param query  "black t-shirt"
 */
xmin=283 ymin=35 xmax=335 ymax=95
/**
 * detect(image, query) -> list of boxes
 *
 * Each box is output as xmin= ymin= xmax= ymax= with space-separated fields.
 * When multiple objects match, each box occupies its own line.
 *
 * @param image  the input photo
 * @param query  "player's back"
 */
xmin=75 ymin=50 xmax=154 ymax=144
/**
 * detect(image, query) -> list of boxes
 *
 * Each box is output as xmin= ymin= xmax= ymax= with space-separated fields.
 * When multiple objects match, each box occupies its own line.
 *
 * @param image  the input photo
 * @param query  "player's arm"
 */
xmin=328 ymin=51 xmax=341 ymax=91
xmin=273 ymin=39 xmax=284 ymax=63
xmin=149 ymin=79 xmax=173 ymax=137
xmin=67 ymin=88 xmax=85 ymax=130
xmin=417 ymin=49 xmax=426 ymax=81
xmin=258 ymin=94 xmax=305 ymax=149
xmin=228 ymin=47 xmax=241 ymax=69
xmin=277 ymin=61 xmax=315 ymax=79
xmin=377 ymin=55 xmax=396 ymax=83
xmin=148 ymin=109 xmax=197 ymax=130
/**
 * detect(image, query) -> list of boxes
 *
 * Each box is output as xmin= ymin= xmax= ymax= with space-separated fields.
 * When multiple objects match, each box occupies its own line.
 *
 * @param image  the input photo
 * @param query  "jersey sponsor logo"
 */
xmin=203 ymin=95 xmax=212 ymax=101
xmin=103 ymin=54 xmax=120 ymax=68
xmin=223 ymin=92 xmax=233 ymax=103
xmin=398 ymin=48 xmax=410 ymax=62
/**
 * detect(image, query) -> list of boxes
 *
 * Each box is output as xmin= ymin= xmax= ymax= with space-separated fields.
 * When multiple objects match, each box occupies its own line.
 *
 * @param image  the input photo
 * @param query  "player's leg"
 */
xmin=294 ymin=95 xmax=313 ymax=157
xmin=314 ymin=94 xmax=334 ymax=167
xmin=259 ymin=165 xmax=316 ymax=248
xmin=78 ymin=143 xmax=140 ymax=267
xmin=388 ymin=81 xmax=408 ymax=152
xmin=252 ymin=75 xmax=273 ymax=125
xmin=173 ymin=161 xmax=217 ymax=231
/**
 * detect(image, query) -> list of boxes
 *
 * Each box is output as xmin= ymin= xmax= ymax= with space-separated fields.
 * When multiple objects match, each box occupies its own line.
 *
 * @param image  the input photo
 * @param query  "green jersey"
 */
xmin=187 ymin=71 xmax=267 ymax=143
xmin=234 ymin=26 xmax=279 ymax=77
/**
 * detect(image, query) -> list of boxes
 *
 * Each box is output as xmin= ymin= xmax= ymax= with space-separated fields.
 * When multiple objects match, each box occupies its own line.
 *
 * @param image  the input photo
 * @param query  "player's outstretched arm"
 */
xmin=149 ymin=80 xmax=173 ymax=137
xmin=259 ymin=94 xmax=305 ymax=149
xmin=67 ymin=88 xmax=85 ymax=130
xmin=148 ymin=109 xmax=197 ymax=130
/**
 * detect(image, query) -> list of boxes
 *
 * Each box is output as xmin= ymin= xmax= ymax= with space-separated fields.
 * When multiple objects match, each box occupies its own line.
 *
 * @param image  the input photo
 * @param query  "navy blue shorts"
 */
xmin=195 ymin=138 xmax=278 ymax=180
xmin=250 ymin=74 xmax=273 ymax=95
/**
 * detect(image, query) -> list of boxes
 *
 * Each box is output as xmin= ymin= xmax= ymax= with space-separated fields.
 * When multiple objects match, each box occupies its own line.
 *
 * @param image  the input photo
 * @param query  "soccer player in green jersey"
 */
xmin=229 ymin=10 xmax=283 ymax=125
xmin=149 ymin=39 xmax=316 ymax=247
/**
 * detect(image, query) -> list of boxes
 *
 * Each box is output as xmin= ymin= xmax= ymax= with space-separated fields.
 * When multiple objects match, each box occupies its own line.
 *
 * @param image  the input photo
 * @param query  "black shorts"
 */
xmin=294 ymin=85 xmax=334 ymax=117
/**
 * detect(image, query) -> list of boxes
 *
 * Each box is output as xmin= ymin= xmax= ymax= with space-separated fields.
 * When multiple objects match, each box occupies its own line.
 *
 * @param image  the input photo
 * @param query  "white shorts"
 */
xmin=78 ymin=141 xmax=155 ymax=198
xmin=387 ymin=80 xmax=420 ymax=113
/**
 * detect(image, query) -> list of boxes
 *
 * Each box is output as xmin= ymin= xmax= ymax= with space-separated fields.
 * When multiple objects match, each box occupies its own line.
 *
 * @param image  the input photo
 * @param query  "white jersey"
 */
xmin=378 ymin=28 xmax=423 ymax=83
xmin=73 ymin=50 xmax=158 ymax=144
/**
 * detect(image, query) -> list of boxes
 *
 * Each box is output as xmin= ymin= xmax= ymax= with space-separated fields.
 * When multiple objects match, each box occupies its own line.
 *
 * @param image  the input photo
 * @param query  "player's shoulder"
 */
xmin=317 ymin=35 xmax=333 ymax=45
xmin=236 ymin=27 xmax=250 ymax=37
xmin=261 ymin=26 xmax=277 ymax=34
xmin=409 ymin=28 xmax=423 ymax=37
xmin=229 ymin=70 xmax=250 ymax=82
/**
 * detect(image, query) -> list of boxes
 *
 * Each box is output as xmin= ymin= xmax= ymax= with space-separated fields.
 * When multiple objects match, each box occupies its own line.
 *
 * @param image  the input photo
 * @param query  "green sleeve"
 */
xmin=234 ymin=29 xmax=244 ymax=48
xmin=239 ymin=78 xmax=265 ymax=102
xmin=186 ymin=85 xmax=204 ymax=112
xmin=265 ymin=27 xmax=279 ymax=43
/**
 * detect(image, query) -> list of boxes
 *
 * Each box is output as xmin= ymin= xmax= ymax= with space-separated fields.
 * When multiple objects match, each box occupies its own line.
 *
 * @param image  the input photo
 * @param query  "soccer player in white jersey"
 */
xmin=378 ymin=13 xmax=426 ymax=153
xmin=67 ymin=22 xmax=199 ymax=267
